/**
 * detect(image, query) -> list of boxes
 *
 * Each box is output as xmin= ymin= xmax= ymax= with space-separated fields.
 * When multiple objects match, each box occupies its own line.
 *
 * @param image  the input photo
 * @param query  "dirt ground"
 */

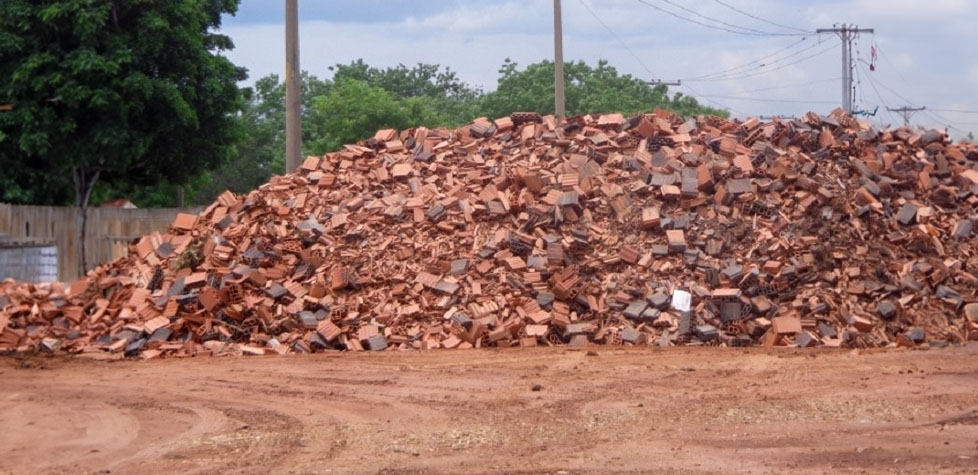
xmin=1 ymin=346 xmax=977 ymax=475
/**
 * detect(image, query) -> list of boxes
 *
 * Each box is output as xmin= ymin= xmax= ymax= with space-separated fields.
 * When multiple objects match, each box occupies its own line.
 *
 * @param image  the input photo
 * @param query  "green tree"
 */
xmin=307 ymin=78 xmax=444 ymax=153
xmin=480 ymin=59 xmax=727 ymax=119
xmin=180 ymin=72 xmax=333 ymax=206
xmin=0 ymin=0 xmax=245 ymax=273
xmin=331 ymin=60 xmax=480 ymax=102
xmin=330 ymin=60 xmax=481 ymax=125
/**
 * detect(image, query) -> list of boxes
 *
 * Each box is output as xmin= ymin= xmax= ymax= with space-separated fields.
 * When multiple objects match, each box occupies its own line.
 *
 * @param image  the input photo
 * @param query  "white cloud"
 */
xmin=969 ymin=65 xmax=978 ymax=86
xmin=893 ymin=52 xmax=914 ymax=70
xmin=851 ymin=0 xmax=970 ymax=20
xmin=402 ymin=2 xmax=552 ymax=34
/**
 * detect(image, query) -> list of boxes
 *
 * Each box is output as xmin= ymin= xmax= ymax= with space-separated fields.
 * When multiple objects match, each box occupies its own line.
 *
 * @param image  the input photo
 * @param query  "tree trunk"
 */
xmin=72 ymin=167 xmax=101 ymax=278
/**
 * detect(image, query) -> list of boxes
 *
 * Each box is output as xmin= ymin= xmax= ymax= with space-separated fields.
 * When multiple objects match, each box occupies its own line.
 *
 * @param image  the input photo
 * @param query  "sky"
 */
xmin=219 ymin=0 xmax=978 ymax=138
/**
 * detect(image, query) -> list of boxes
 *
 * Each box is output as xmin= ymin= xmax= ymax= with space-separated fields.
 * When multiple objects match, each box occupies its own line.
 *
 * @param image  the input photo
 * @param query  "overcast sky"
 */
xmin=220 ymin=0 xmax=978 ymax=138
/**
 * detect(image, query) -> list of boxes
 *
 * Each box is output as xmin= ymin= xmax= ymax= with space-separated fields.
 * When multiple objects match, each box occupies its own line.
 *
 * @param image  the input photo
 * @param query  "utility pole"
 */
xmin=285 ymin=0 xmax=301 ymax=173
xmin=887 ymin=106 xmax=926 ymax=126
xmin=553 ymin=0 xmax=565 ymax=119
xmin=816 ymin=24 xmax=873 ymax=115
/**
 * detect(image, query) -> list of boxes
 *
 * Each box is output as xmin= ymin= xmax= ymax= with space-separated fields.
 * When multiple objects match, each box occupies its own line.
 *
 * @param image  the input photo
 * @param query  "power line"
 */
xmin=635 ymin=0 xmax=806 ymax=37
xmin=861 ymin=65 xmax=969 ymax=133
xmin=575 ymin=0 xmax=739 ymax=116
xmin=929 ymin=108 xmax=978 ymax=114
xmin=887 ymin=106 xmax=926 ymax=126
xmin=852 ymin=48 xmax=865 ymax=105
xmin=575 ymin=0 xmax=740 ymax=117
xmin=696 ymin=94 xmax=837 ymax=104
xmin=872 ymin=79 xmax=919 ymax=107
xmin=681 ymin=36 xmax=811 ymax=80
xmin=924 ymin=110 xmax=969 ymax=134
xmin=857 ymin=62 xmax=898 ymax=126
xmin=652 ymin=0 xmax=808 ymax=36
xmin=685 ymin=38 xmax=831 ymax=82
xmin=679 ymin=81 xmax=748 ymax=117
xmin=720 ymin=77 xmax=842 ymax=94
xmin=684 ymin=38 xmax=839 ymax=82
xmin=576 ymin=0 xmax=660 ymax=80
xmin=711 ymin=0 xmax=811 ymax=34
xmin=874 ymin=46 xmax=978 ymax=127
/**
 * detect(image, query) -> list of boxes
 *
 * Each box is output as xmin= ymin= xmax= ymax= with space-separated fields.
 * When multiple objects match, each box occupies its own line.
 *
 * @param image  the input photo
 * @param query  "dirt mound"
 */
xmin=2 ymin=109 xmax=977 ymax=357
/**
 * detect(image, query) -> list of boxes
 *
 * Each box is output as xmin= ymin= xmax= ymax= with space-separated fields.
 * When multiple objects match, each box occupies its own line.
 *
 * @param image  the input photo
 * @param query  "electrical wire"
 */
xmin=929 ymin=108 xmax=978 ymax=114
xmin=695 ymin=94 xmax=837 ymax=104
xmin=857 ymin=61 xmax=899 ymax=127
xmin=683 ymin=38 xmax=839 ymax=82
xmin=652 ymin=0 xmax=807 ymax=36
xmin=681 ymin=36 xmax=811 ymax=81
xmin=574 ymin=0 xmax=743 ymax=116
xmin=711 ymin=0 xmax=811 ymax=34
xmin=721 ymin=77 xmax=842 ymax=94
xmin=924 ymin=110 xmax=969 ymax=134
xmin=859 ymin=61 xmax=969 ymax=133
xmin=635 ymin=0 xmax=806 ymax=37
xmin=679 ymin=81 xmax=749 ymax=117
xmin=875 ymin=46 xmax=978 ymax=130
xmin=575 ymin=0 xmax=742 ymax=116
xmin=853 ymin=40 xmax=865 ymax=107
xmin=576 ymin=0 xmax=660 ymax=80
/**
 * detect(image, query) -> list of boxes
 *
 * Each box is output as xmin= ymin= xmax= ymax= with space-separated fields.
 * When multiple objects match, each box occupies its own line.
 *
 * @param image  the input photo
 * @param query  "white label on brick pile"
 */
xmin=671 ymin=290 xmax=691 ymax=312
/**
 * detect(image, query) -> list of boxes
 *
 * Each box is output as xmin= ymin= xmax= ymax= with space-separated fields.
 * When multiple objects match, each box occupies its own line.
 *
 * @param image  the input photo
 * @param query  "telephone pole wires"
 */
xmin=887 ymin=106 xmax=926 ymax=126
xmin=816 ymin=24 xmax=873 ymax=115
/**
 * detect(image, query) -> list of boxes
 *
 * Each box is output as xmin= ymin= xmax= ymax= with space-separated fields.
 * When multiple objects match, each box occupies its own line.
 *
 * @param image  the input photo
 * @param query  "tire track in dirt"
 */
xmin=2 ymin=347 xmax=978 ymax=474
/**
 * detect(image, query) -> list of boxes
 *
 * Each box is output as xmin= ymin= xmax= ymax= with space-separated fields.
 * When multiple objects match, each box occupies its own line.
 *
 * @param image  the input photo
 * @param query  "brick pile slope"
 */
xmin=2 ymin=109 xmax=977 ymax=357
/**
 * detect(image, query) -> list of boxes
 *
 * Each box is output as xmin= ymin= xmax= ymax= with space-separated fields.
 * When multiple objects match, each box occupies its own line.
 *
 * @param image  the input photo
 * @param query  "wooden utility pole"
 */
xmin=553 ymin=0 xmax=565 ymax=119
xmin=816 ymin=24 xmax=873 ymax=115
xmin=285 ymin=0 xmax=301 ymax=173
xmin=887 ymin=106 xmax=926 ymax=126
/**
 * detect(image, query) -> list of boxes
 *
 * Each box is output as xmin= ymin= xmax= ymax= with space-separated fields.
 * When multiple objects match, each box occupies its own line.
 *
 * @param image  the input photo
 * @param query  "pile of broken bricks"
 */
xmin=1 ymin=108 xmax=977 ymax=358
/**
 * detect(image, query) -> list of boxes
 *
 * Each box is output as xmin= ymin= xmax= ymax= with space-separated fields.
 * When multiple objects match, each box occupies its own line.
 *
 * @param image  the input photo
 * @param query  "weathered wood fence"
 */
xmin=0 ymin=203 xmax=201 ymax=282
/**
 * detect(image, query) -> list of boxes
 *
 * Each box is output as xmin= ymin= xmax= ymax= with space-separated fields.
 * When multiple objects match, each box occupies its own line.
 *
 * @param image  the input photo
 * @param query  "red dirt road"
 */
xmin=1 ymin=346 xmax=977 ymax=474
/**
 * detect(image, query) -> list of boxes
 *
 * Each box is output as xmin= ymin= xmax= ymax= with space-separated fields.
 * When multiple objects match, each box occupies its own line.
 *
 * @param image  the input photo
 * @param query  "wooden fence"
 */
xmin=0 ymin=203 xmax=201 ymax=282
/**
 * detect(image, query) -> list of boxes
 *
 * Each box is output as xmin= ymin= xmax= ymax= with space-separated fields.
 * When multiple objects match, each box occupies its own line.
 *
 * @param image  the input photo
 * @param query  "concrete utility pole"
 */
xmin=817 ymin=24 xmax=873 ymax=115
xmin=887 ymin=106 xmax=926 ymax=126
xmin=553 ymin=0 xmax=565 ymax=119
xmin=285 ymin=0 xmax=302 ymax=173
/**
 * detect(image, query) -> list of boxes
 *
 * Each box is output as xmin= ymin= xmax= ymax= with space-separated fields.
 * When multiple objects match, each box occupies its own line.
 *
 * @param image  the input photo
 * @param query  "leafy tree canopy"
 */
xmin=0 ymin=0 xmax=246 ymax=272
xmin=307 ymin=78 xmax=446 ymax=154
xmin=0 ymin=0 xmax=245 ymax=205
xmin=480 ymin=59 xmax=727 ymax=119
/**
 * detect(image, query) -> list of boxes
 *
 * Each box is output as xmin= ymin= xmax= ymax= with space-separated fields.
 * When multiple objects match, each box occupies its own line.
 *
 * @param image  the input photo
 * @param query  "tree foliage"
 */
xmin=307 ymin=78 xmax=449 ymax=153
xmin=1 ymin=0 xmax=245 ymax=204
xmin=480 ymin=59 xmax=727 ymax=119
xmin=0 ymin=0 xmax=245 ymax=271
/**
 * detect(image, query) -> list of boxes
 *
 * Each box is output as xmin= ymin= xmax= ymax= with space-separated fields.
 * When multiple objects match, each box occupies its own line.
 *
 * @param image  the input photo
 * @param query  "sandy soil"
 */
xmin=1 ymin=346 xmax=977 ymax=475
